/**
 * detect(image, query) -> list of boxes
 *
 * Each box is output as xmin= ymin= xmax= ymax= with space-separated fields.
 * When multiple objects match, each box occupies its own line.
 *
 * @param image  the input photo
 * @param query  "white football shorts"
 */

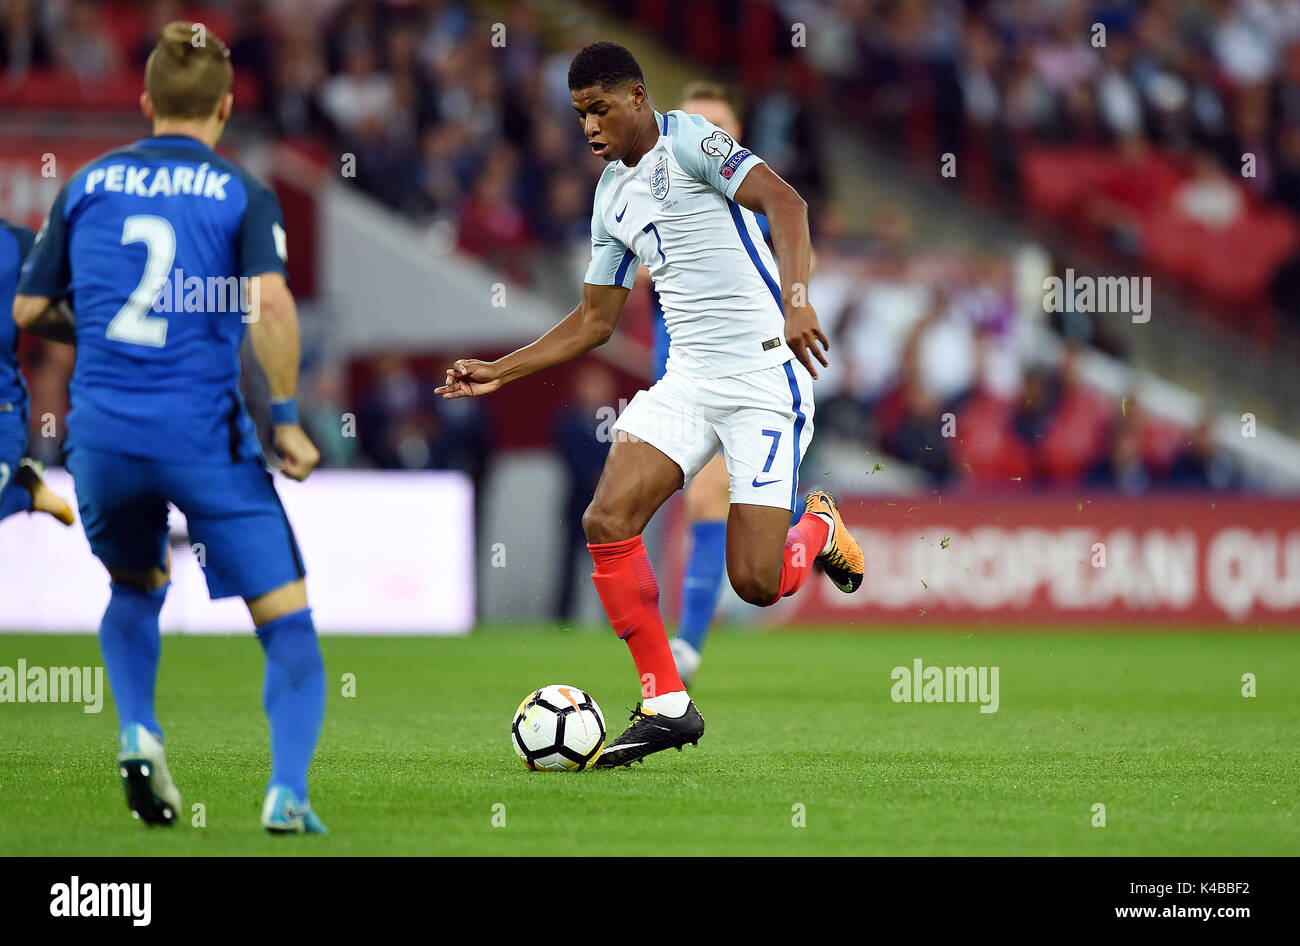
xmin=611 ymin=357 xmax=816 ymax=511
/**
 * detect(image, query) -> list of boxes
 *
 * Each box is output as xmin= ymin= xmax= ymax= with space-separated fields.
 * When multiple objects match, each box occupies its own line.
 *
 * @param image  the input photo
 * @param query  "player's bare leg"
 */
xmin=726 ymin=492 xmax=864 ymax=607
xmin=12 ymin=458 xmax=74 ymax=525
xmin=246 ymin=577 xmax=328 ymax=835
xmin=725 ymin=503 xmax=794 ymax=605
xmin=104 ymin=560 xmax=180 ymax=826
xmin=247 ymin=577 xmax=308 ymax=625
xmin=581 ymin=435 xmax=682 ymax=544
xmin=585 ymin=436 xmax=707 ymax=767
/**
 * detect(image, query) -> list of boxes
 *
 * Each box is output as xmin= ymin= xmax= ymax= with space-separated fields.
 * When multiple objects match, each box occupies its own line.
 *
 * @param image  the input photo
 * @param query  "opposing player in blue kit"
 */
xmin=13 ymin=22 xmax=328 ymax=834
xmin=1 ymin=219 xmax=75 ymax=530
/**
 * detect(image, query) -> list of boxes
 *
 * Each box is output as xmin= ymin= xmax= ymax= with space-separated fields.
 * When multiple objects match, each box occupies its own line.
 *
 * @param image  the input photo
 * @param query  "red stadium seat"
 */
xmin=1037 ymin=386 xmax=1110 ymax=482
xmin=1019 ymin=146 xmax=1113 ymax=222
xmin=952 ymin=394 xmax=1034 ymax=484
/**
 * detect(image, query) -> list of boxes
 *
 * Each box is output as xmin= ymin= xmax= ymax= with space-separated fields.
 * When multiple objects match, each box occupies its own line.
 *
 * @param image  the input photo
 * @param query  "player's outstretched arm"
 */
xmin=246 ymin=272 xmax=320 ymax=481
xmin=436 ymin=282 xmax=630 ymax=399
xmin=733 ymin=164 xmax=829 ymax=379
xmin=12 ymin=295 xmax=76 ymax=345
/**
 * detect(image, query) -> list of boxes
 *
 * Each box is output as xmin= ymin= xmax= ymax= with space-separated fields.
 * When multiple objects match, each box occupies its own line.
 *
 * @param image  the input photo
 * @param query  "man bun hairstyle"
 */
xmin=567 ymin=41 xmax=644 ymax=92
xmin=145 ymin=21 xmax=233 ymax=120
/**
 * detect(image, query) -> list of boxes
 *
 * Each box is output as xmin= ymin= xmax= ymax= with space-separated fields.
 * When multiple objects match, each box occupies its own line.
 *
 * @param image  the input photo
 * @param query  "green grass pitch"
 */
xmin=1 ymin=627 xmax=1296 ymax=856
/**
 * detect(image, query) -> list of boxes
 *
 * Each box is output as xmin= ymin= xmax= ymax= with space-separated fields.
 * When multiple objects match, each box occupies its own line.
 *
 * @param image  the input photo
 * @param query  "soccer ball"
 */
xmin=511 ymin=685 xmax=606 ymax=771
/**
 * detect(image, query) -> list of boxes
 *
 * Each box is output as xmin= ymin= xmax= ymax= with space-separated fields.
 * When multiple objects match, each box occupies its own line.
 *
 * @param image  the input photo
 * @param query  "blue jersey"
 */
xmin=18 ymin=135 xmax=289 ymax=464
xmin=0 ymin=220 xmax=36 ymax=417
xmin=650 ymin=212 xmax=769 ymax=382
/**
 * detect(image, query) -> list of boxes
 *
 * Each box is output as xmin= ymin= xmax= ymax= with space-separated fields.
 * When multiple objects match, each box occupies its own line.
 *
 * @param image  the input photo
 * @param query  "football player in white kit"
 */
xmin=437 ymin=42 xmax=864 ymax=767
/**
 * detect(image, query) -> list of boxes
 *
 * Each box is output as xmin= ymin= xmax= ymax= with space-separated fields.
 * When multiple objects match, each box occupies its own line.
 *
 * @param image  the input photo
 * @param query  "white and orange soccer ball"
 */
xmin=511 ymin=685 xmax=606 ymax=771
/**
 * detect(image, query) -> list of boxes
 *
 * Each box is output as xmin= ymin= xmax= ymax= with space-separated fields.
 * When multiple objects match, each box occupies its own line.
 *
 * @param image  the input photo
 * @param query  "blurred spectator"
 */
xmin=0 ymin=0 xmax=52 ymax=81
xmin=132 ymin=0 xmax=185 ymax=67
xmin=1165 ymin=414 xmax=1241 ymax=490
xmin=743 ymin=60 xmax=826 ymax=203
xmin=455 ymin=148 xmax=532 ymax=282
xmin=1012 ymin=364 xmax=1064 ymax=451
xmin=1175 ymin=149 xmax=1245 ymax=229
xmin=1272 ymin=124 xmax=1300 ymax=216
xmin=318 ymin=41 xmax=394 ymax=140
xmin=359 ymin=353 xmax=434 ymax=470
xmin=1029 ymin=345 xmax=1112 ymax=483
xmin=355 ymin=352 xmax=491 ymax=487
xmin=552 ymin=366 xmax=614 ymax=621
xmin=429 ymin=395 xmax=492 ymax=508
xmin=55 ymin=0 xmax=118 ymax=84
xmin=1085 ymin=410 xmax=1151 ymax=494
xmin=882 ymin=373 xmax=955 ymax=484
xmin=302 ymin=364 xmax=358 ymax=469
xmin=265 ymin=29 xmax=328 ymax=136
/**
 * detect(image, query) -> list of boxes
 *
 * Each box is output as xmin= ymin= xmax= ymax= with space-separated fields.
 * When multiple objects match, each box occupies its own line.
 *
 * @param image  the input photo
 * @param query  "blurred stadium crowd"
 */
xmin=3 ymin=0 xmax=1277 ymax=493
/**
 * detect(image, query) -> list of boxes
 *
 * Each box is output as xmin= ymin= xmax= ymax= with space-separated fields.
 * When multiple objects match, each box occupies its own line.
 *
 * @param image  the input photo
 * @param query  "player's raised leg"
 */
xmin=0 ymin=216 xmax=74 ymax=528
xmin=0 ymin=453 xmax=34 ymax=522
xmin=670 ymin=452 xmax=730 ymax=684
xmin=726 ymin=490 xmax=862 ymax=607
xmin=8 ymin=459 xmax=75 ymax=525
xmin=716 ymin=362 xmax=863 ymax=607
xmin=583 ymin=436 xmax=706 ymax=767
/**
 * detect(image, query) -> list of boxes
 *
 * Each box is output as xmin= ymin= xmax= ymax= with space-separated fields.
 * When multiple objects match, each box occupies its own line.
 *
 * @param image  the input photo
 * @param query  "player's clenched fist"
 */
xmin=274 ymin=423 xmax=320 ymax=481
xmin=784 ymin=304 xmax=830 ymax=380
xmin=437 ymin=358 xmax=504 ymax=398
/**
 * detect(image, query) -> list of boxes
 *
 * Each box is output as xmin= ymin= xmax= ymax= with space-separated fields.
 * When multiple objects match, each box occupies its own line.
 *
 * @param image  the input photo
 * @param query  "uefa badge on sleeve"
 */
xmin=652 ymin=157 xmax=670 ymax=200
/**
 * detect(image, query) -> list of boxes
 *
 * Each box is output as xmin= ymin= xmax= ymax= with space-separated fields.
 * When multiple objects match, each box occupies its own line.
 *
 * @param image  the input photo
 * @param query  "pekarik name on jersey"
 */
xmin=49 ymin=877 xmax=151 ymax=926
xmin=82 ymin=161 xmax=231 ymax=200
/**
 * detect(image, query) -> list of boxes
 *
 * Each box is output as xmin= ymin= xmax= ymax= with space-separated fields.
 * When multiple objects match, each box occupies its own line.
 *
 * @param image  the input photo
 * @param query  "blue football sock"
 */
xmin=678 ymin=520 xmax=727 ymax=653
xmin=0 ymin=481 xmax=33 ymax=520
xmin=256 ymin=608 xmax=324 ymax=800
xmin=97 ymin=582 xmax=166 ymax=739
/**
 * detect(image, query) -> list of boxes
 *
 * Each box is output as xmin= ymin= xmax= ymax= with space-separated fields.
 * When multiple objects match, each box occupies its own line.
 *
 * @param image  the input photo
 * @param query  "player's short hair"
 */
xmin=680 ymin=81 xmax=733 ymax=110
xmin=567 ymin=41 xmax=644 ymax=92
xmin=145 ymin=21 xmax=233 ymax=120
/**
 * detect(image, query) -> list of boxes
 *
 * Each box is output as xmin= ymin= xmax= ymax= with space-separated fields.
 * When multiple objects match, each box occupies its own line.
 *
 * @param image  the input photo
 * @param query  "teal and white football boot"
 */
xmin=261 ymin=783 xmax=329 ymax=835
xmin=117 ymin=723 xmax=182 ymax=826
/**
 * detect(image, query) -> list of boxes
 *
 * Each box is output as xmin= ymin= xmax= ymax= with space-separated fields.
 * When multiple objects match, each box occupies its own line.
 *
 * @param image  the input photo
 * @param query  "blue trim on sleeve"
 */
xmin=614 ymin=247 xmax=636 ymax=286
xmin=782 ymin=362 xmax=806 ymax=513
xmin=651 ymin=290 xmax=670 ymax=381
xmin=726 ymin=200 xmax=782 ymax=313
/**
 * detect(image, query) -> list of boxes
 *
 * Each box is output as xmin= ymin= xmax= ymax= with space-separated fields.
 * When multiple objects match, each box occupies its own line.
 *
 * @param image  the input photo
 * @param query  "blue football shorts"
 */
xmin=66 ymin=446 xmax=304 ymax=600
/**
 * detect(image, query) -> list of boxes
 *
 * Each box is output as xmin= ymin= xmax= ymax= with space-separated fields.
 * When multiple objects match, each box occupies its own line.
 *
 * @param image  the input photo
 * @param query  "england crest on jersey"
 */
xmin=651 ymin=157 xmax=670 ymax=200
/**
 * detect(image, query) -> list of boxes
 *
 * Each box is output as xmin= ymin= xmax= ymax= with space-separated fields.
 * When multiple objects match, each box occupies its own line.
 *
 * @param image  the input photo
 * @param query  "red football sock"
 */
xmin=766 ymin=512 xmax=831 ymax=606
xmin=588 ymin=535 xmax=685 ymax=698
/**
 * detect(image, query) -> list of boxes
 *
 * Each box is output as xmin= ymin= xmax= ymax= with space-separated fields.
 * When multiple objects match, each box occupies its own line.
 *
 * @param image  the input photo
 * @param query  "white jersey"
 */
xmin=584 ymin=109 xmax=791 ymax=379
